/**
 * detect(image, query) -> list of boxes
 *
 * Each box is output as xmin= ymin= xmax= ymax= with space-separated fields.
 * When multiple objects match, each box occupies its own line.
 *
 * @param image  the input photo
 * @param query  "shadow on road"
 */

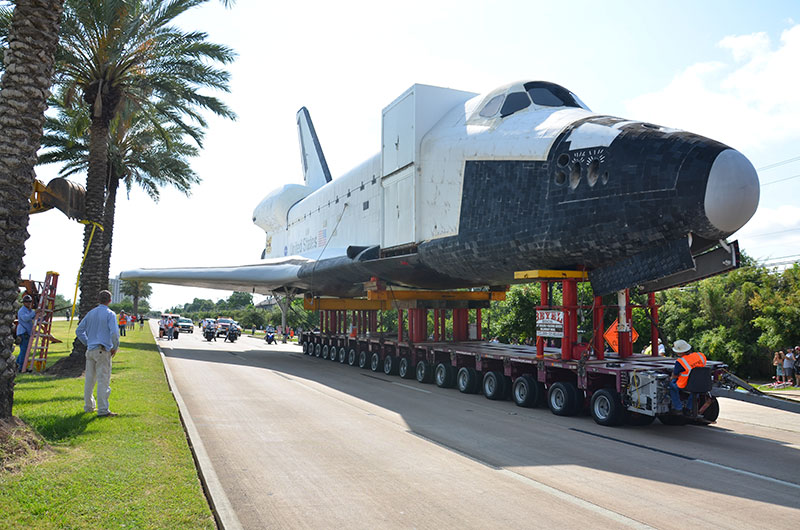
xmin=159 ymin=335 xmax=800 ymax=510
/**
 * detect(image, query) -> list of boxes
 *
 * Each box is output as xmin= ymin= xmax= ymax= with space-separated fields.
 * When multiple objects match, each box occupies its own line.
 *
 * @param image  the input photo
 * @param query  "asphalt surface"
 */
xmin=153 ymin=324 xmax=800 ymax=529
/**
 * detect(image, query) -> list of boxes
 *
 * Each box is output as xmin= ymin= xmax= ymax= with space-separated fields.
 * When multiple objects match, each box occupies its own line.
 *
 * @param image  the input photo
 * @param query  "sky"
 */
xmin=21 ymin=0 xmax=800 ymax=311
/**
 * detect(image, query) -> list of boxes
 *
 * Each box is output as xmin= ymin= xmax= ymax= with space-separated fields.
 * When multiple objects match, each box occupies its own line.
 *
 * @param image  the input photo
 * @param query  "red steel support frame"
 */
xmin=561 ymin=279 xmax=578 ymax=361
xmin=536 ymin=281 xmax=548 ymax=359
xmin=398 ymin=309 xmax=404 ymax=342
xmin=476 ymin=309 xmax=482 ymax=341
xmin=453 ymin=308 xmax=468 ymax=341
xmin=618 ymin=289 xmax=633 ymax=358
xmin=593 ymin=295 xmax=605 ymax=360
xmin=649 ymin=292 xmax=659 ymax=355
xmin=408 ymin=308 xmax=427 ymax=343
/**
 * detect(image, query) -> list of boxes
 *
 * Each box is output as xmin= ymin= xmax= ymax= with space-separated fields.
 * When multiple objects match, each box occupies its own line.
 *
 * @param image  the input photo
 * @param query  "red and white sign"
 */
xmin=536 ymin=310 xmax=564 ymax=338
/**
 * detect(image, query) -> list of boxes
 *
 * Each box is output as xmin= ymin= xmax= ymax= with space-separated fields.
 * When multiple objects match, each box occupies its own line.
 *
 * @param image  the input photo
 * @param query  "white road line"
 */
xmin=392 ymin=382 xmax=432 ymax=393
xmin=410 ymin=431 xmax=653 ymax=529
xmin=696 ymin=460 xmax=800 ymax=490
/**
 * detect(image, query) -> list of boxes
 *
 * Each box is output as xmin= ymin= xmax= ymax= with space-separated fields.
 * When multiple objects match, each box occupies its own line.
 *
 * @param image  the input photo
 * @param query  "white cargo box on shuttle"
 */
xmin=380 ymin=84 xmax=476 ymax=249
xmin=381 ymin=84 xmax=477 ymax=177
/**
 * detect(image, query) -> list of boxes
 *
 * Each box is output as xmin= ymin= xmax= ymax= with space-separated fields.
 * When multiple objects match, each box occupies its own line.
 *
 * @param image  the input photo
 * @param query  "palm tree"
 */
xmin=54 ymin=0 xmax=235 ymax=361
xmin=120 ymin=279 xmax=152 ymax=316
xmin=0 ymin=0 xmax=64 ymax=418
xmin=41 ymin=96 xmax=203 ymax=291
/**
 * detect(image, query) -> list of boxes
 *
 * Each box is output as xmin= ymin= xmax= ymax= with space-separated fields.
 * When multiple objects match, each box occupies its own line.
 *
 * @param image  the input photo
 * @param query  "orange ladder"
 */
xmin=22 ymin=271 xmax=61 ymax=372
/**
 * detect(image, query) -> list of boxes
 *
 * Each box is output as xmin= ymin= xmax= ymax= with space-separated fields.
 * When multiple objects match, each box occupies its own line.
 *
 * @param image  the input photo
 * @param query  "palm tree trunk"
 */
xmin=133 ymin=295 xmax=140 ymax=316
xmin=68 ymin=118 xmax=110 ymax=363
xmin=99 ymin=174 xmax=119 ymax=302
xmin=0 ymin=0 xmax=64 ymax=418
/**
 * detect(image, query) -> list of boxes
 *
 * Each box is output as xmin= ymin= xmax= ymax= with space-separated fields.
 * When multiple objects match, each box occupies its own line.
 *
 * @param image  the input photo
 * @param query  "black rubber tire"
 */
xmin=590 ymin=389 xmax=626 ymax=426
xmin=314 ymin=344 xmax=321 ymax=357
xmin=327 ymin=346 xmax=336 ymax=360
xmin=370 ymin=352 xmax=381 ymax=372
xmin=548 ymin=382 xmax=581 ymax=416
xmin=358 ymin=351 xmax=369 ymax=369
xmin=322 ymin=345 xmax=329 ymax=359
xmin=347 ymin=349 xmax=357 ymax=366
xmin=416 ymin=361 xmax=433 ymax=383
xmin=627 ymin=413 xmax=656 ymax=426
xmin=512 ymin=375 xmax=544 ymax=407
xmin=383 ymin=355 xmax=398 ymax=375
xmin=398 ymin=358 xmax=414 ymax=379
xmin=435 ymin=363 xmax=455 ymax=388
xmin=302 ymin=343 xmax=308 ymax=354
xmin=457 ymin=367 xmax=479 ymax=394
xmin=338 ymin=348 xmax=347 ymax=363
xmin=483 ymin=371 xmax=506 ymax=400
xmin=700 ymin=395 xmax=720 ymax=423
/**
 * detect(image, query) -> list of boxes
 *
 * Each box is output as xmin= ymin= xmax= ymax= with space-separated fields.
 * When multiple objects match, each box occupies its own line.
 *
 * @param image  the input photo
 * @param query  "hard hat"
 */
xmin=22 ymin=294 xmax=32 ymax=302
xmin=672 ymin=339 xmax=691 ymax=354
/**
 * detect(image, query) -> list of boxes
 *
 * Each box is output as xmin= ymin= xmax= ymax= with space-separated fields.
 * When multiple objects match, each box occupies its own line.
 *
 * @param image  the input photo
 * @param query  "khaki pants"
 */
xmin=85 ymin=346 xmax=113 ymax=414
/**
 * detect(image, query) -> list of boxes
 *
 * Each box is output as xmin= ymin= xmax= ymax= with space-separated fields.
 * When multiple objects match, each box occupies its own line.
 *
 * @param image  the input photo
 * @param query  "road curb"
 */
xmin=151 ymin=324 xmax=243 ymax=530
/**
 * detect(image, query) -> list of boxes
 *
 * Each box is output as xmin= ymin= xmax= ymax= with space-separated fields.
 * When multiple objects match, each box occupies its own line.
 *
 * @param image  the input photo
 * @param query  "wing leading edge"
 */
xmin=120 ymin=257 xmax=313 ymax=295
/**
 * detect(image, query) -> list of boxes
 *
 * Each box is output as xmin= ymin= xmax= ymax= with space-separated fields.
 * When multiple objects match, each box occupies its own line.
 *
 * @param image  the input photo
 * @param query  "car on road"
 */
xmin=216 ymin=317 xmax=235 ymax=337
xmin=177 ymin=317 xmax=194 ymax=333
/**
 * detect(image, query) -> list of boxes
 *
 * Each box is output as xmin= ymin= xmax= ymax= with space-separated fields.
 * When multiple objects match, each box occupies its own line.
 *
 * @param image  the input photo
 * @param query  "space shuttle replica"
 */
xmin=122 ymin=80 xmax=759 ymax=297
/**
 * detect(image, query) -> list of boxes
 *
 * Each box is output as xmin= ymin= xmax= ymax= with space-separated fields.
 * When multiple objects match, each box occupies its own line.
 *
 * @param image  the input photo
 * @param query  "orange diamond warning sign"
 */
xmin=603 ymin=319 xmax=639 ymax=353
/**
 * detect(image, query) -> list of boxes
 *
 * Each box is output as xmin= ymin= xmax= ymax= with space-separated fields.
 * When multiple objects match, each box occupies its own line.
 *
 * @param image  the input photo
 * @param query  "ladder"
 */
xmin=22 ymin=271 xmax=61 ymax=372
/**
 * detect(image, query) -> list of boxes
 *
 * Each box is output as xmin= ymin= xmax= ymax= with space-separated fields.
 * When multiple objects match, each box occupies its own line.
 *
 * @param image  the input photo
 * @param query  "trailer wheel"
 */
xmin=302 ymin=343 xmax=308 ymax=354
xmin=370 ymin=352 xmax=381 ymax=372
xmin=548 ymin=382 xmax=580 ymax=416
xmin=347 ymin=349 xmax=357 ymax=366
xmin=383 ymin=355 xmax=398 ymax=375
xmin=398 ymin=357 xmax=414 ymax=379
xmin=314 ymin=344 xmax=321 ymax=357
xmin=416 ymin=361 xmax=433 ymax=383
xmin=457 ymin=367 xmax=479 ymax=394
xmin=322 ymin=345 xmax=329 ymax=359
xmin=339 ymin=348 xmax=347 ymax=363
xmin=700 ymin=395 xmax=719 ymax=423
xmin=512 ymin=375 xmax=544 ymax=407
xmin=590 ymin=389 xmax=626 ymax=426
xmin=331 ymin=347 xmax=340 ymax=362
xmin=435 ymin=363 xmax=455 ymax=388
xmin=627 ymin=413 xmax=656 ymax=426
xmin=483 ymin=371 xmax=506 ymax=400
xmin=358 ymin=351 xmax=369 ymax=369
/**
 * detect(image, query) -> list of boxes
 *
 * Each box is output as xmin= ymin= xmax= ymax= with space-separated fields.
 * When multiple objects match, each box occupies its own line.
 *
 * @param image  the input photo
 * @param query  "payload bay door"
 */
xmin=382 ymin=165 xmax=415 ymax=249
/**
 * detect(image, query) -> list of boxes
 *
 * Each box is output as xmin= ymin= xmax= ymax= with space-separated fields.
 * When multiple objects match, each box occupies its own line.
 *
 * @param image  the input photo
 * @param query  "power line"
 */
xmin=761 ymin=173 xmax=800 ymax=187
xmin=740 ymin=226 xmax=800 ymax=239
xmin=758 ymin=155 xmax=800 ymax=172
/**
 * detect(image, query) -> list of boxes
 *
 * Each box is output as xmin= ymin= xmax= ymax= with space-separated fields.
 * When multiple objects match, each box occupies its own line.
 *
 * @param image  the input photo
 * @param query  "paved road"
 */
xmin=154 ymin=325 xmax=800 ymax=529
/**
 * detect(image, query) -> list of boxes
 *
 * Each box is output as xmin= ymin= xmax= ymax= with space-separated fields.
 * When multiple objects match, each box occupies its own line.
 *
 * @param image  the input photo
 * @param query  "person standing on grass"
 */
xmin=15 ymin=294 xmax=36 ymax=372
xmin=76 ymin=290 xmax=120 ymax=417
xmin=118 ymin=311 xmax=127 ymax=337
xmin=784 ymin=348 xmax=796 ymax=386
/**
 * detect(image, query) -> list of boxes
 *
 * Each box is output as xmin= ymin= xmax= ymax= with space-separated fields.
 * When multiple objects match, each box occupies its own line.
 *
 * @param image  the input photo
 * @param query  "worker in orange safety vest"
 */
xmin=118 ymin=311 xmax=127 ymax=337
xmin=669 ymin=339 xmax=707 ymax=413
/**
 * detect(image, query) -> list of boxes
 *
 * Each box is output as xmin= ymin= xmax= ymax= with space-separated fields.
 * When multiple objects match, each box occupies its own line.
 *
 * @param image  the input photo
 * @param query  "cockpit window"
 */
xmin=500 ymin=92 xmax=531 ymax=117
xmin=524 ymin=81 xmax=582 ymax=108
xmin=479 ymin=95 xmax=504 ymax=117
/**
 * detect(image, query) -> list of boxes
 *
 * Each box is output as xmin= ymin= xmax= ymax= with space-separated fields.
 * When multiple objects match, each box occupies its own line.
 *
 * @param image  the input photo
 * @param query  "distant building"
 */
xmin=109 ymin=276 xmax=130 ymax=305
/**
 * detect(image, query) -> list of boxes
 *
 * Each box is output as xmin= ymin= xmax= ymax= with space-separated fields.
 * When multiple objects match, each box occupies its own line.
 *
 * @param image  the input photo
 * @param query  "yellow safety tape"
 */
xmin=69 ymin=220 xmax=104 ymax=329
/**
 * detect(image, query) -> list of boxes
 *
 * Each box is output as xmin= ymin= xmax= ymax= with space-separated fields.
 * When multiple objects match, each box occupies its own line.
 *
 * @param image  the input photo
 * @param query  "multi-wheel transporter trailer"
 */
xmin=299 ymin=272 xmax=723 ymax=427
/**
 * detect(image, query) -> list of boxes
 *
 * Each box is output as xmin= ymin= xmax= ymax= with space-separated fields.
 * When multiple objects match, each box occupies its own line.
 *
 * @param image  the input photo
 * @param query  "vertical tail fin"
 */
xmin=296 ymin=107 xmax=332 ymax=189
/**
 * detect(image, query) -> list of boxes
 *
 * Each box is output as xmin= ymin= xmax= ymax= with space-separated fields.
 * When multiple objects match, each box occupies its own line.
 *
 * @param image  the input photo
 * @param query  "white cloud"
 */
xmin=734 ymin=204 xmax=800 ymax=261
xmin=625 ymin=24 xmax=800 ymax=153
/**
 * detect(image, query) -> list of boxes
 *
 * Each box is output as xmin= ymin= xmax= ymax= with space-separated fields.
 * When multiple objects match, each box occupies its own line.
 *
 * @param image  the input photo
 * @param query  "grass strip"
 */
xmin=0 ymin=321 xmax=215 ymax=530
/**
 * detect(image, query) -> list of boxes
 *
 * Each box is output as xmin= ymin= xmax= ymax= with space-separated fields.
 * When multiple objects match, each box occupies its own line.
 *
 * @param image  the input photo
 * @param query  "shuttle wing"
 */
xmin=120 ymin=256 xmax=313 ymax=294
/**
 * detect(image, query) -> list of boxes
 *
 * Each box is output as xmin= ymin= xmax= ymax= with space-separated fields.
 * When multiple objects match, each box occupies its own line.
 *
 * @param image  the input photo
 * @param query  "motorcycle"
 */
xmin=204 ymin=324 xmax=216 ymax=342
xmin=265 ymin=331 xmax=276 ymax=345
xmin=225 ymin=325 xmax=240 ymax=343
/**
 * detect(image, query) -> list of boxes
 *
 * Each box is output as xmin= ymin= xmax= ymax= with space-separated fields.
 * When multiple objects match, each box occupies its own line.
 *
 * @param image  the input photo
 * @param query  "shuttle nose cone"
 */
xmin=703 ymin=149 xmax=759 ymax=234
